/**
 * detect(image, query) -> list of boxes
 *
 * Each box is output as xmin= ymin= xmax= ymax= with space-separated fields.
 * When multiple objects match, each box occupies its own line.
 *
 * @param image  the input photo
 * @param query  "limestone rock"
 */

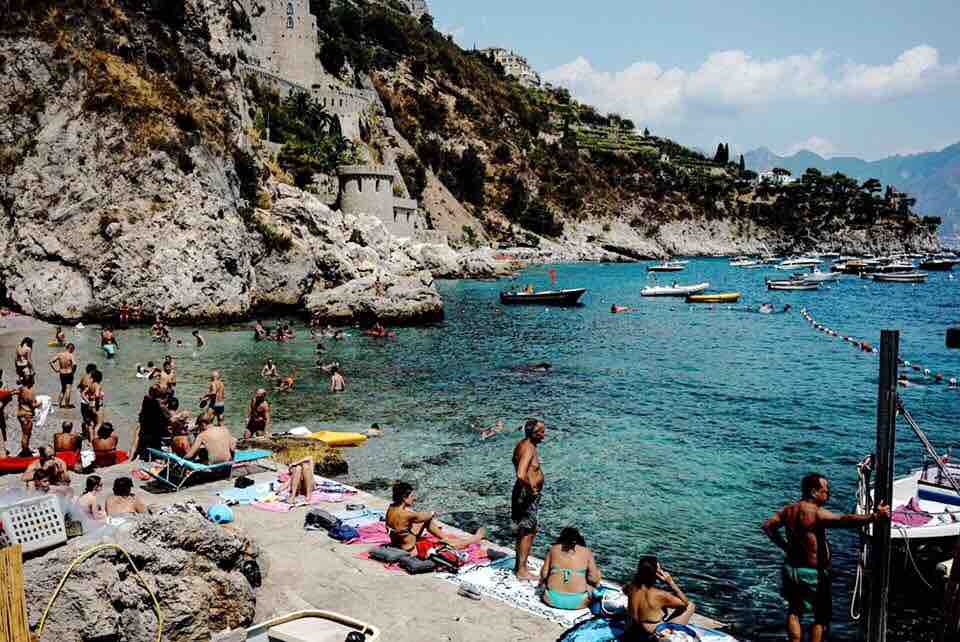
xmin=23 ymin=511 xmax=258 ymax=642
xmin=305 ymin=270 xmax=443 ymax=324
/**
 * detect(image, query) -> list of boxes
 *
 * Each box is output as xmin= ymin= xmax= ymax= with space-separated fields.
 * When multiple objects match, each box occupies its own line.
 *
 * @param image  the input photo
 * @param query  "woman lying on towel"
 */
xmin=386 ymin=481 xmax=486 ymax=553
xmin=539 ymin=527 xmax=603 ymax=610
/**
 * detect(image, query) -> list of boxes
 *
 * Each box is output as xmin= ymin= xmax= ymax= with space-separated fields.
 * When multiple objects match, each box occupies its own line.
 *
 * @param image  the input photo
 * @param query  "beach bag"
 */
xmin=369 ymin=546 xmax=410 ymax=564
xmin=305 ymin=509 xmax=340 ymax=531
xmin=234 ymin=476 xmax=255 ymax=489
xmin=398 ymin=555 xmax=436 ymax=575
xmin=328 ymin=524 xmax=360 ymax=542
xmin=428 ymin=544 xmax=466 ymax=574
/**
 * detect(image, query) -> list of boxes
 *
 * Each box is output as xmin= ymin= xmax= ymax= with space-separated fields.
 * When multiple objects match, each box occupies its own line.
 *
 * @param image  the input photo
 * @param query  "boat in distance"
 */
xmin=775 ymin=256 xmax=822 ymax=270
xmin=647 ymin=261 xmax=686 ymax=272
xmin=872 ymin=271 xmax=928 ymax=283
xmin=766 ymin=280 xmax=821 ymax=291
xmin=686 ymin=292 xmax=741 ymax=304
xmin=641 ymin=282 xmax=710 ymax=297
xmin=919 ymin=257 xmax=957 ymax=271
xmin=797 ymin=267 xmax=841 ymax=283
xmin=499 ymin=288 xmax=587 ymax=305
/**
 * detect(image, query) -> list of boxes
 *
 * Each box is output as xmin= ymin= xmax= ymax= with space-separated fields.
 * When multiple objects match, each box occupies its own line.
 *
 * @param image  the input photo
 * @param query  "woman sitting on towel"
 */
xmin=385 ymin=481 xmax=486 ymax=554
xmin=539 ymin=527 xmax=602 ymax=609
xmin=623 ymin=556 xmax=695 ymax=641
xmin=280 ymin=457 xmax=315 ymax=505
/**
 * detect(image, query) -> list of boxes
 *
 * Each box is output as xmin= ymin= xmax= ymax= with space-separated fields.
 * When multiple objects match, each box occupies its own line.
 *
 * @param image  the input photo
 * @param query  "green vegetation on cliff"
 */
xmin=313 ymin=0 xmax=936 ymax=243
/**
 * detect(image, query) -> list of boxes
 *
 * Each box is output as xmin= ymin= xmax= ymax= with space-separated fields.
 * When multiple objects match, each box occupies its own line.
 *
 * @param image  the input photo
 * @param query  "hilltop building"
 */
xmin=757 ymin=170 xmax=797 ymax=186
xmin=481 ymin=48 xmax=541 ymax=88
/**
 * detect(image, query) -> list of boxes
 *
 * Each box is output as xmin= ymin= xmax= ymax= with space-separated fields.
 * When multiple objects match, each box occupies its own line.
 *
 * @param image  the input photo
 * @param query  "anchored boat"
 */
xmin=766 ymin=280 xmax=821 ymax=291
xmin=641 ymin=282 xmax=710 ymax=297
xmin=872 ymin=271 xmax=928 ymax=283
xmin=647 ymin=261 xmax=686 ymax=273
xmin=775 ymin=256 xmax=821 ymax=271
xmin=920 ymin=257 xmax=957 ymax=271
xmin=798 ymin=267 xmax=841 ymax=283
xmin=686 ymin=292 xmax=741 ymax=304
xmin=499 ymin=288 xmax=587 ymax=306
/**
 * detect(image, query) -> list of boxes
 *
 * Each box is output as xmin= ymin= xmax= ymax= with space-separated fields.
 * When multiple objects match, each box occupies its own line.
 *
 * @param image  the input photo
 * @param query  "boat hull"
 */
xmin=641 ymin=282 xmax=710 ymax=297
xmin=873 ymin=272 xmax=928 ymax=283
xmin=686 ymin=292 xmax=741 ymax=304
xmin=500 ymin=288 xmax=587 ymax=306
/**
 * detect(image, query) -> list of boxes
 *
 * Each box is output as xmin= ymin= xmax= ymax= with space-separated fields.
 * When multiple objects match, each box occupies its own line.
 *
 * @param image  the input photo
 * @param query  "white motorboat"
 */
xmin=872 ymin=271 xmax=928 ymax=283
xmin=776 ymin=256 xmax=822 ymax=270
xmin=766 ymin=279 xmax=821 ymax=291
xmin=797 ymin=267 xmax=841 ymax=283
xmin=857 ymin=460 xmax=960 ymax=543
xmin=647 ymin=261 xmax=686 ymax=273
xmin=641 ymin=282 xmax=710 ymax=297
xmin=730 ymin=256 xmax=760 ymax=267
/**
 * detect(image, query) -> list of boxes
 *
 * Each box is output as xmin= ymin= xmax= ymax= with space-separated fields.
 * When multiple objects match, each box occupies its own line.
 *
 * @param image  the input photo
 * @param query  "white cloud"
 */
xmin=785 ymin=136 xmax=838 ymax=157
xmin=543 ymin=45 xmax=960 ymax=127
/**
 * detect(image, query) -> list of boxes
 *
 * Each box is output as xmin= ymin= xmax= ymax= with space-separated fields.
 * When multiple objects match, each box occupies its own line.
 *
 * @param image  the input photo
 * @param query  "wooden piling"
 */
xmin=866 ymin=330 xmax=899 ymax=642
xmin=0 ymin=544 xmax=31 ymax=642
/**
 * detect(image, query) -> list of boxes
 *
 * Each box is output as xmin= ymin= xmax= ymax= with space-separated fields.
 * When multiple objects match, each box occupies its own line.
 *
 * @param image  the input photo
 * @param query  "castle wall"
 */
xmin=241 ymin=0 xmax=321 ymax=88
xmin=338 ymin=165 xmax=396 ymax=222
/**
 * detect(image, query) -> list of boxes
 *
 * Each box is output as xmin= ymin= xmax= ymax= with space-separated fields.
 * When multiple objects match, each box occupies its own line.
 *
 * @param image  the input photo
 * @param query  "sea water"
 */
xmin=68 ymin=259 xmax=958 ymax=641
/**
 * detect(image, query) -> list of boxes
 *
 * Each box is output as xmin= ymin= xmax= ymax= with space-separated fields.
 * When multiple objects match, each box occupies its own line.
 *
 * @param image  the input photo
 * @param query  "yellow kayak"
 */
xmin=686 ymin=292 xmax=741 ymax=304
xmin=309 ymin=431 xmax=368 ymax=447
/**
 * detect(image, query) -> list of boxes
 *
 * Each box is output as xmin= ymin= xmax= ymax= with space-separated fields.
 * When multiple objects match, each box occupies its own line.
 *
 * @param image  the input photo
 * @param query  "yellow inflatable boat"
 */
xmin=685 ymin=292 xmax=741 ymax=304
xmin=309 ymin=431 xmax=368 ymax=447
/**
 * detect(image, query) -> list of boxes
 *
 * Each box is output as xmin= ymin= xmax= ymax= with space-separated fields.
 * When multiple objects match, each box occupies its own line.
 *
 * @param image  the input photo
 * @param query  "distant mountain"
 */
xmin=745 ymin=144 xmax=960 ymax=235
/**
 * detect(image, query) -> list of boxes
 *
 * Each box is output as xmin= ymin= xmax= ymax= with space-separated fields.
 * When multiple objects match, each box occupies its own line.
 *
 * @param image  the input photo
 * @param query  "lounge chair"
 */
xmin=141 ymin=448 xmax=274 ymax=491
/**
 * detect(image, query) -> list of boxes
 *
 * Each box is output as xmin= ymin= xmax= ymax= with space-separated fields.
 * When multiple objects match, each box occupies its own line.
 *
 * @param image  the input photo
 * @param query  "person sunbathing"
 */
xmin=53 ymin=421 xmax=82 ymax=456
xmin=385 ymin=482 xmax=485 ymax=553
xmin=22 ymin=447 xmax=72 ymax=495
xmin=539 ymin=527 xmax=603 ymax=610
xmin=184 ymin=414 xmax=235 ymax=465
xmin=76 ymin=475 xmax=106 ymax=521
xmin=281 ymin=457 xmax=315 ymax=504
xmin=105 ymin=477 xmax=147 ymax=516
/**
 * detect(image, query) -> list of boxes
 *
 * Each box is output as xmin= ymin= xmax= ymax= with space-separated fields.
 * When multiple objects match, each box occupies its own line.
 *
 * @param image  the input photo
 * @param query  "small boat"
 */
xmin=729 ymin=256 xmax=759 ymax=267
xmin=776 ymin=256 xmax=821 ymax=270
xmin=647 ymin=261 xmax=686 ymax=272
xmin=641 ymin=282 xmax=710 ymax=297
xmin=920 ymin=257 xmax=957 ymax=271
xmin=797 ymin=267 xmax=841 ymax=283
xmin=873 ymin=271 xmax=928 ymax=283
xmin=309 ymin=431 xmax=369 ymax=447
xmin=686 ymin=292 xmax=741 ymax=304
xmin=499 ymin=288 xmax=587 ymax=306
xmin=766 ymin=280 xmax=821 ymax=291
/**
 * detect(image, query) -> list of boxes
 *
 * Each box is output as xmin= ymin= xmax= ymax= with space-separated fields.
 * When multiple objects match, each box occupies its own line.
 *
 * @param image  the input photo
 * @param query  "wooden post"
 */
xmin=940 ymin=538 xmax=960 ymax=642
xmin=866 ymin=330 xmax=899 ymax=642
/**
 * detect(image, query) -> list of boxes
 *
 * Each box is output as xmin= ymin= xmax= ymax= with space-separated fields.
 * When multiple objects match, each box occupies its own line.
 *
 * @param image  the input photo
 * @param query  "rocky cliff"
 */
xmin=0 ymin=0 xmax=496 ymax=324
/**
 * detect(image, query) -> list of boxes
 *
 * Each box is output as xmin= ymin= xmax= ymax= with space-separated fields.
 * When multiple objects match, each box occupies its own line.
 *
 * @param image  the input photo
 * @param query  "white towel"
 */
xmin=34 ymin=395 xmax=52 ymax=428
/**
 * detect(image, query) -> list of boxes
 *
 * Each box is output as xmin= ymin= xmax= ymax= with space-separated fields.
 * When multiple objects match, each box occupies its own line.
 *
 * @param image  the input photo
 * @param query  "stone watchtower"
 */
xmin=337 ymin=165 xmax=424 ymax=238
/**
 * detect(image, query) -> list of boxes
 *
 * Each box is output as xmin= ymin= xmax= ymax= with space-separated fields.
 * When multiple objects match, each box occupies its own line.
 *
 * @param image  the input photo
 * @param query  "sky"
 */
xmin=429 ymin=1 xmax=960 ymax=160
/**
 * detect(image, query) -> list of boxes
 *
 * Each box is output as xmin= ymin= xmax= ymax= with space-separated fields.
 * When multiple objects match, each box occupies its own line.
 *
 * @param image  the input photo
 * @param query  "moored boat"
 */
xmin=647 ymin=261 xmax=686 ymax=272
xmin=776 ymin=256 xmax=821 ymax=270
xmin=686 ymin=292 xmax=741 ymax=304
xmin=766 ymin=280 xmax=821 ymax=291
xmin=641 ymin=282 xmax=710 ymax=297
xmin=920 ymin=257 xmax=957 ymax=271
xmin=729 ymin=256 xmax=760 ymax=267
xmin=872 ymin=271 xmax=928 ymax=283
xmin=499 ymin=288 xmax=587 ymax=305
xmin=797 ymin=267 xmax=841 ymax=283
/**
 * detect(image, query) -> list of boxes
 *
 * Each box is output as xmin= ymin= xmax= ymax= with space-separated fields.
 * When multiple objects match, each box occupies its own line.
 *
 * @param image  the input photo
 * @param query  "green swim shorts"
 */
xmin=781 ymin=562 xmax=831 ymax=624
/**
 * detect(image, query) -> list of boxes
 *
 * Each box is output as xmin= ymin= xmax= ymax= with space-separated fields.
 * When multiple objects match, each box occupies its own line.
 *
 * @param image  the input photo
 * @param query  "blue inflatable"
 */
xmin=207 ymin=504 xmax=234 ymax=524
xmin=558 ymin=617 xmax=738 ymax=642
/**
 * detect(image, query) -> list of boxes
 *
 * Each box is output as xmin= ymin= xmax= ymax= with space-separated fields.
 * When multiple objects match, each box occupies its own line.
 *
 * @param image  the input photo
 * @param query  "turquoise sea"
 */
xmin=71 ymin=259 xmax=958 ymax=641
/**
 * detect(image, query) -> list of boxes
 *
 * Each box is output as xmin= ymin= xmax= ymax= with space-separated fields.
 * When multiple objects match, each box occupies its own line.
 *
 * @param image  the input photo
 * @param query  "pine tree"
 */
xmin=739 ymin=154 xmax=746 ymax=173
xmin=714 ymin=144 xmax=725 ymax=163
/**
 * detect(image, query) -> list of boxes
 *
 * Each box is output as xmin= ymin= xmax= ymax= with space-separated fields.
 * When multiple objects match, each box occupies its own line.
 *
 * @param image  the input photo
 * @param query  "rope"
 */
xmin=36 ymin=544 xmax=163 ymax=642
xmin=896 ymin=525 xmax=934 ymax=590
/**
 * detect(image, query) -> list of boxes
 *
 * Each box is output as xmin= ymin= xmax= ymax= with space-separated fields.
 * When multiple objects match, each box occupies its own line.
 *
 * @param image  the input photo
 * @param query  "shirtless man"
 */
xmin=105 ymin=477 xmax=147 ymax=516
xmin=261 ymin=359 xmax=278 ymax=378
xmin=762 ymin=473 xmax=890 ymax=642
xmin=254 ymin=320 xmax=267 ymax=341
xmin=203 ymin=370 xmax=226 ymax=425
xmin=77 ymin=364 xmax=98 ymax=440
xmin=49 ymin=343 xmax=77 ymax=408
xmin=244 ymin=389 xmax=271 ymax=438
xmin=15 ymin=373 xmax=40 ymax=456
xmin=100 ymin=326 xmax=118 ymax=350
xmin=53 ymin=421 xmax=82 ymax=457
xmin=513 ymin=418 xmax=546 ymax=580
xmin=192 ymin=330 xmax=205 ymax=348
xmin=0 ymin=377 xmax=13 ymax=456
xmin=14 ymin=337 xmax=33 ymax=384
xmin=386 ymin=481 xmax=486 ymax=553
xmin=185 ymin=416 xmax=236 ymax=465
xmin=329 ymin=366 xmax=345 ymax=393
xmin=156 ymin=361 xmax=177 ymax=397
xmin=277 ymin=371 xmax=296 ymax=392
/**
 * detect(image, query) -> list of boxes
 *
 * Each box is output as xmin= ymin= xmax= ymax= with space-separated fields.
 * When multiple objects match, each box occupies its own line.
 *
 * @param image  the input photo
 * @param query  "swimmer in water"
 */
xmin=366 ymin=423 xmax=384 ymax=438
xmin=277 ymin=370 xmax=296 ymax=392
xmin=480 ymin=419 xmax=506 ymax=440
xmin=192 ymin=330 xmax=205 ymax=348
xmin=759 ymin=303 xmax=775 ymax=314
xmin=611 ymin=304 xmax=632 ymax=314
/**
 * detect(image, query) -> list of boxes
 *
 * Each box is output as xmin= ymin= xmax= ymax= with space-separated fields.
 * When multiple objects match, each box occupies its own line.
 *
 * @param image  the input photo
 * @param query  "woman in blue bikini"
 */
xmin=539 ymin=527 xmax=603 ymax=610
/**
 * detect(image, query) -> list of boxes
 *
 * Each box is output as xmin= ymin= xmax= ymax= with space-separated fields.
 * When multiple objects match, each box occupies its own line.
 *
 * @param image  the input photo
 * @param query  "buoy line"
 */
xmin=799 ymin=307 xmax=959 ymax=390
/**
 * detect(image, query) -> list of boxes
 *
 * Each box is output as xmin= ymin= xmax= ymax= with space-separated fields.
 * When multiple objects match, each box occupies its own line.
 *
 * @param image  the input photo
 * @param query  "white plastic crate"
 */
xmin=0 ymin=495 xmax=67 ymax=553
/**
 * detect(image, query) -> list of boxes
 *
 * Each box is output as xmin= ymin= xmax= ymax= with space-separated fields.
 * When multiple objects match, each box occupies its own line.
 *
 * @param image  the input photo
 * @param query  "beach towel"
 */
xmin=439 ymin=559 xmax=590 ymax=628
xmin=34 ymin=395 xmax=52 ymax=429
xmin=333 ymin=508 xmax=385 ymax=529
xmin=219 ymin=483 xmax=273 ymax=505
xmin=893 ymin=496 xmax=933 ymax=527
xmin=250 ymin=490 xmax=348 ymax=512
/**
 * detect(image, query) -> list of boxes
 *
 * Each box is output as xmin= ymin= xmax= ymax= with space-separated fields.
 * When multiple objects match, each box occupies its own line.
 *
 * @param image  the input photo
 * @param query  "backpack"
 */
xmin=428 ymin=545 xmax=466 ymax=574
xmin=305 ymin=509 xmax=341 ymax=531
xmin=328 ymin=524 xmax=360 ymax=543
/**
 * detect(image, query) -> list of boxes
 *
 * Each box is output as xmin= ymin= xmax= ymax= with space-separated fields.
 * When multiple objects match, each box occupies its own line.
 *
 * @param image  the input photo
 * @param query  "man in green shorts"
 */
xmin=762 ymin=473 xmax=889 ymax=642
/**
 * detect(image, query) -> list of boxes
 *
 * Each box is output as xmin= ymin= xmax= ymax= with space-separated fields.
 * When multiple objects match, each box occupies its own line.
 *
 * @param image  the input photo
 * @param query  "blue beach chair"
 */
xmin=141 ymin=448 xmax=274 ymax=491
